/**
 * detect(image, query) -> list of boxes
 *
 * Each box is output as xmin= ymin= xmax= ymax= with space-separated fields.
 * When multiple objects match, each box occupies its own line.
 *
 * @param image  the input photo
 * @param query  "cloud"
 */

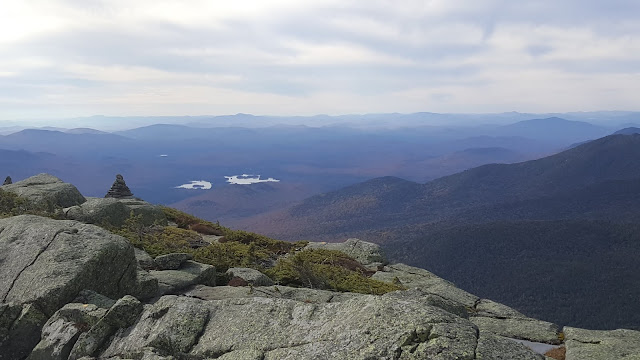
xmin=0 ymin=0 xmax=639 ymax=121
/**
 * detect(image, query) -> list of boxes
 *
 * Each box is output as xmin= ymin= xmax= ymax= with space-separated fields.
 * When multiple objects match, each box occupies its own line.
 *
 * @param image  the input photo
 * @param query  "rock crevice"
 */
xmin=2 ymin=227 xmax=76 ymax=303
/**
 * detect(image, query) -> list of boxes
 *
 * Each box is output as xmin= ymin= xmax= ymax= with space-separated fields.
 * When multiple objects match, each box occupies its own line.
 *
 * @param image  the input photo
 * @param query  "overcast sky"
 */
xmin=1 ymin=0 xmax=639 ymax=120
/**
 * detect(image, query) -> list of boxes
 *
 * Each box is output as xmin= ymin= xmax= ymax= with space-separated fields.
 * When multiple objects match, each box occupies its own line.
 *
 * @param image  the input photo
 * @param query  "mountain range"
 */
xmin=1 ymin=116 xmax=611 ymax=208
xmin=236 ymin=134 xmax=640 ymax=238
xmin=2 ymin=114 xmax=640 ymax=332
xmin=233 ymin=133 xmax=640 ymax=329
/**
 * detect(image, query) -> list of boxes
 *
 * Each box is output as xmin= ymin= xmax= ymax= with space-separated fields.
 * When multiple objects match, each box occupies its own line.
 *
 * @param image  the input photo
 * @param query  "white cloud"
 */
xmin=0 ymin=0 xmax=639 ymax=121
xmin=63 ymin=64 xmax=242 ymax=85
xmin=280 ymin=41 xmax=415 ymax=66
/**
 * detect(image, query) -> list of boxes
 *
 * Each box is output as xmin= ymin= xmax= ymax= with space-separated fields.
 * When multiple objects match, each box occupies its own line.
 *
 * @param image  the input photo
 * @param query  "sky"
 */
xmin=1 ymin=0 xmax=639 ymax=121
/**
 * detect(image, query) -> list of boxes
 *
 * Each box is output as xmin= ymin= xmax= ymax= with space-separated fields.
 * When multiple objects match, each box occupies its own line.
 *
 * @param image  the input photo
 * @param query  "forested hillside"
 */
xmin=233 ymin=134 xmax=640 ymax=330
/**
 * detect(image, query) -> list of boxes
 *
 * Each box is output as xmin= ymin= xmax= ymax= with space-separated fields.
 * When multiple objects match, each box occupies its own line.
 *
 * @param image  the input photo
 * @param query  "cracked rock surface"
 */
xmin=0 ymin=215 xmax=141 ymax=359
xmin=0 ymin=215 xmax=138 ymax=316
xmin=100 ymin=294 xmax=482 ymax=359
xmin=184 ymin=284 xmax=360 ymax=303
xmin=372 ymin=263 xmax=480 ymax=308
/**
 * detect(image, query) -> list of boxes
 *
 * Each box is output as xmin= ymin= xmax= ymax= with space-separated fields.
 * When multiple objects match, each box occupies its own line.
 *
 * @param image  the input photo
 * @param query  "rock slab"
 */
xmin=99 ymin=294 xmax=482 ymax=359
xmin=564 ymin=327 xmax=640 ymax=360
xmin=0 ymin=215 xmax=138 ymax=316
xmin=2 ymin=174 xmax=85 ymax=208
xmin=154 ymin=253 xmax=192 ymax=270
xmin=64 ymin=197 xmax=166 ymax=227
xmin=150 ymin=261 xmax=216 ymax=296
xmin=0 ymin=215 xmax=140 ymax=360
xmin=226 ymin=267 xmax=274 ymax=286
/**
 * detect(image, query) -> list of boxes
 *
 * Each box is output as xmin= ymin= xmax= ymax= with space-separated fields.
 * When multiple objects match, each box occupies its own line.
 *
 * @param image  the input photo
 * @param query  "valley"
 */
xmin=231 ymin=132 xmax=640 ymax=330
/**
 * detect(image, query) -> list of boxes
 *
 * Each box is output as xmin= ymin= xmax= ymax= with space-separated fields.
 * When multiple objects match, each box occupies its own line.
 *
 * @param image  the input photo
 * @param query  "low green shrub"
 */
xmin=193 ymin=241 xmax=269 ymax=272
xmin=160 ymin=206 xmax=307 ymax=252
xmin=115 ymin=209 xmax=306 ymax=272
xmin=266 ymin=249 xmax=403 ymax=295
xmin=115 ymin=208 xmax=399 ymax=295
xmin=161 ymin=206 xmax=222 ymax=228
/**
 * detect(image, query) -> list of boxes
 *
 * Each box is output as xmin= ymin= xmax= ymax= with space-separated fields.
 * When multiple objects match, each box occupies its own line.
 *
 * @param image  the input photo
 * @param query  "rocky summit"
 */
xmin=1 ymin=174 xmax=639 ymax=359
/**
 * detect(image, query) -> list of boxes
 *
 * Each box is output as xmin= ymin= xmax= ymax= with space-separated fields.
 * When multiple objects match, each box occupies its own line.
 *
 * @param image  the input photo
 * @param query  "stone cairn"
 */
xmin=2 ymin=176 xmax=11 ymax=185
xmin=105 ymin=174 xmax=133 ymax=198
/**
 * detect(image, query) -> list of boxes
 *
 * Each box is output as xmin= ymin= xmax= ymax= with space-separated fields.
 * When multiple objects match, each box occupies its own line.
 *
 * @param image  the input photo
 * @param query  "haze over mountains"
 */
xmin=2 ymin=112 xmax=640 ymax=331
xmin=5 ymin=111 xmax=639 ymax=131
xmin=0 ymin=112 xmax=628 ymax=206
xmin=0 ymin=112 xmax=634 ymax=225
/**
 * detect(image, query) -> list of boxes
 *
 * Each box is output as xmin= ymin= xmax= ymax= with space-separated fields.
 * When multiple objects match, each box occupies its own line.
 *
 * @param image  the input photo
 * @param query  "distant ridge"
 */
xmin=614 ymin=127 xmax=640 ymax=135
xmin=494 ymin=117 xmax=609 ymax=142
xmin=65 ymin=128 xmax=109 ymax=135
xmin=239 ymin=133 xmax=640 ymax=241
xmin=233 ymin=133 xmax=640 ymax=329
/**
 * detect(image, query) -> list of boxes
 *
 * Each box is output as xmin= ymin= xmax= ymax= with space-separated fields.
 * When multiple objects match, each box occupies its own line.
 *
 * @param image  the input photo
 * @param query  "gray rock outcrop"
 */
xmin=372 ymin=263 xmax=563 ymax=348
xmin=99 ymin=294 xmax=485 ymax=359
xmin=0 ymin=215 xmax=138 ymax=316
xmin=226 ymin=267 xmax=274 ymax=286
xmin=67 ymin=296 xmax=142 ymax=359
xmin=2 ymin=174 xmax=85 ymax=208
xmin=104 ymin=174 xmax=133 ymax=198
xmin=73 ymin=290 xmax=116 ymax=309
xmin=471 ymin=316 xmax=561 ymax=345
xmin=185 ymin=284 xmax=361 ymax=303
xmin=564 ymin=327 xmax=640 ymax=359
xmin=385 ymin=288 xmax=470 ymax=319
xmin=63 ymin=198 xmax=130 ymax=227
xmin=476 ymin=333 xmax=545 ymax=360
xmin=0 ymin=303 xmax=49 ymax=360
xmin=134 ymin=248 xmax=156 ymax=270
xmin=27 ymin=295 xmax=144 ymax=360
xmin=470 ymin=299 xmax=561 ymax=345
xmin=3 ymin=176 xmax=12 ymax=185
xmin=64 ymin=197 xmax=166 ymax=227
xmin=372 ymin=263 xmax=480 ymax=308
xmin=118 ymin=197 xmax=167 ymax=225
xmin=26 ymin=289 xmax=540 ymax=360
xmin=154 ymin=253 xmax=192 ymax=270
xmin=0 ymin=215 xmax=147 ymax=359
xmin=150 ymin=261 xmax=216 ymax=296
xmin=28 ymin=303 xmax=108 ymax=360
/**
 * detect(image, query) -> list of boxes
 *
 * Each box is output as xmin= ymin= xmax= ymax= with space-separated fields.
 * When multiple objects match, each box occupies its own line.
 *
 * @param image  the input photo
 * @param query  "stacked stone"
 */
xmin=105 ymin=174 xmax=133 ymax=198
xmin=3 ymin=176 xmax=12 ymax=185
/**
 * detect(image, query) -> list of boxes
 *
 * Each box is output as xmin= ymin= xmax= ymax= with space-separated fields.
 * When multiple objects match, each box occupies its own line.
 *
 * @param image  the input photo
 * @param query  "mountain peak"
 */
xmin=614 ymin=127 xmax=640 ymax=135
